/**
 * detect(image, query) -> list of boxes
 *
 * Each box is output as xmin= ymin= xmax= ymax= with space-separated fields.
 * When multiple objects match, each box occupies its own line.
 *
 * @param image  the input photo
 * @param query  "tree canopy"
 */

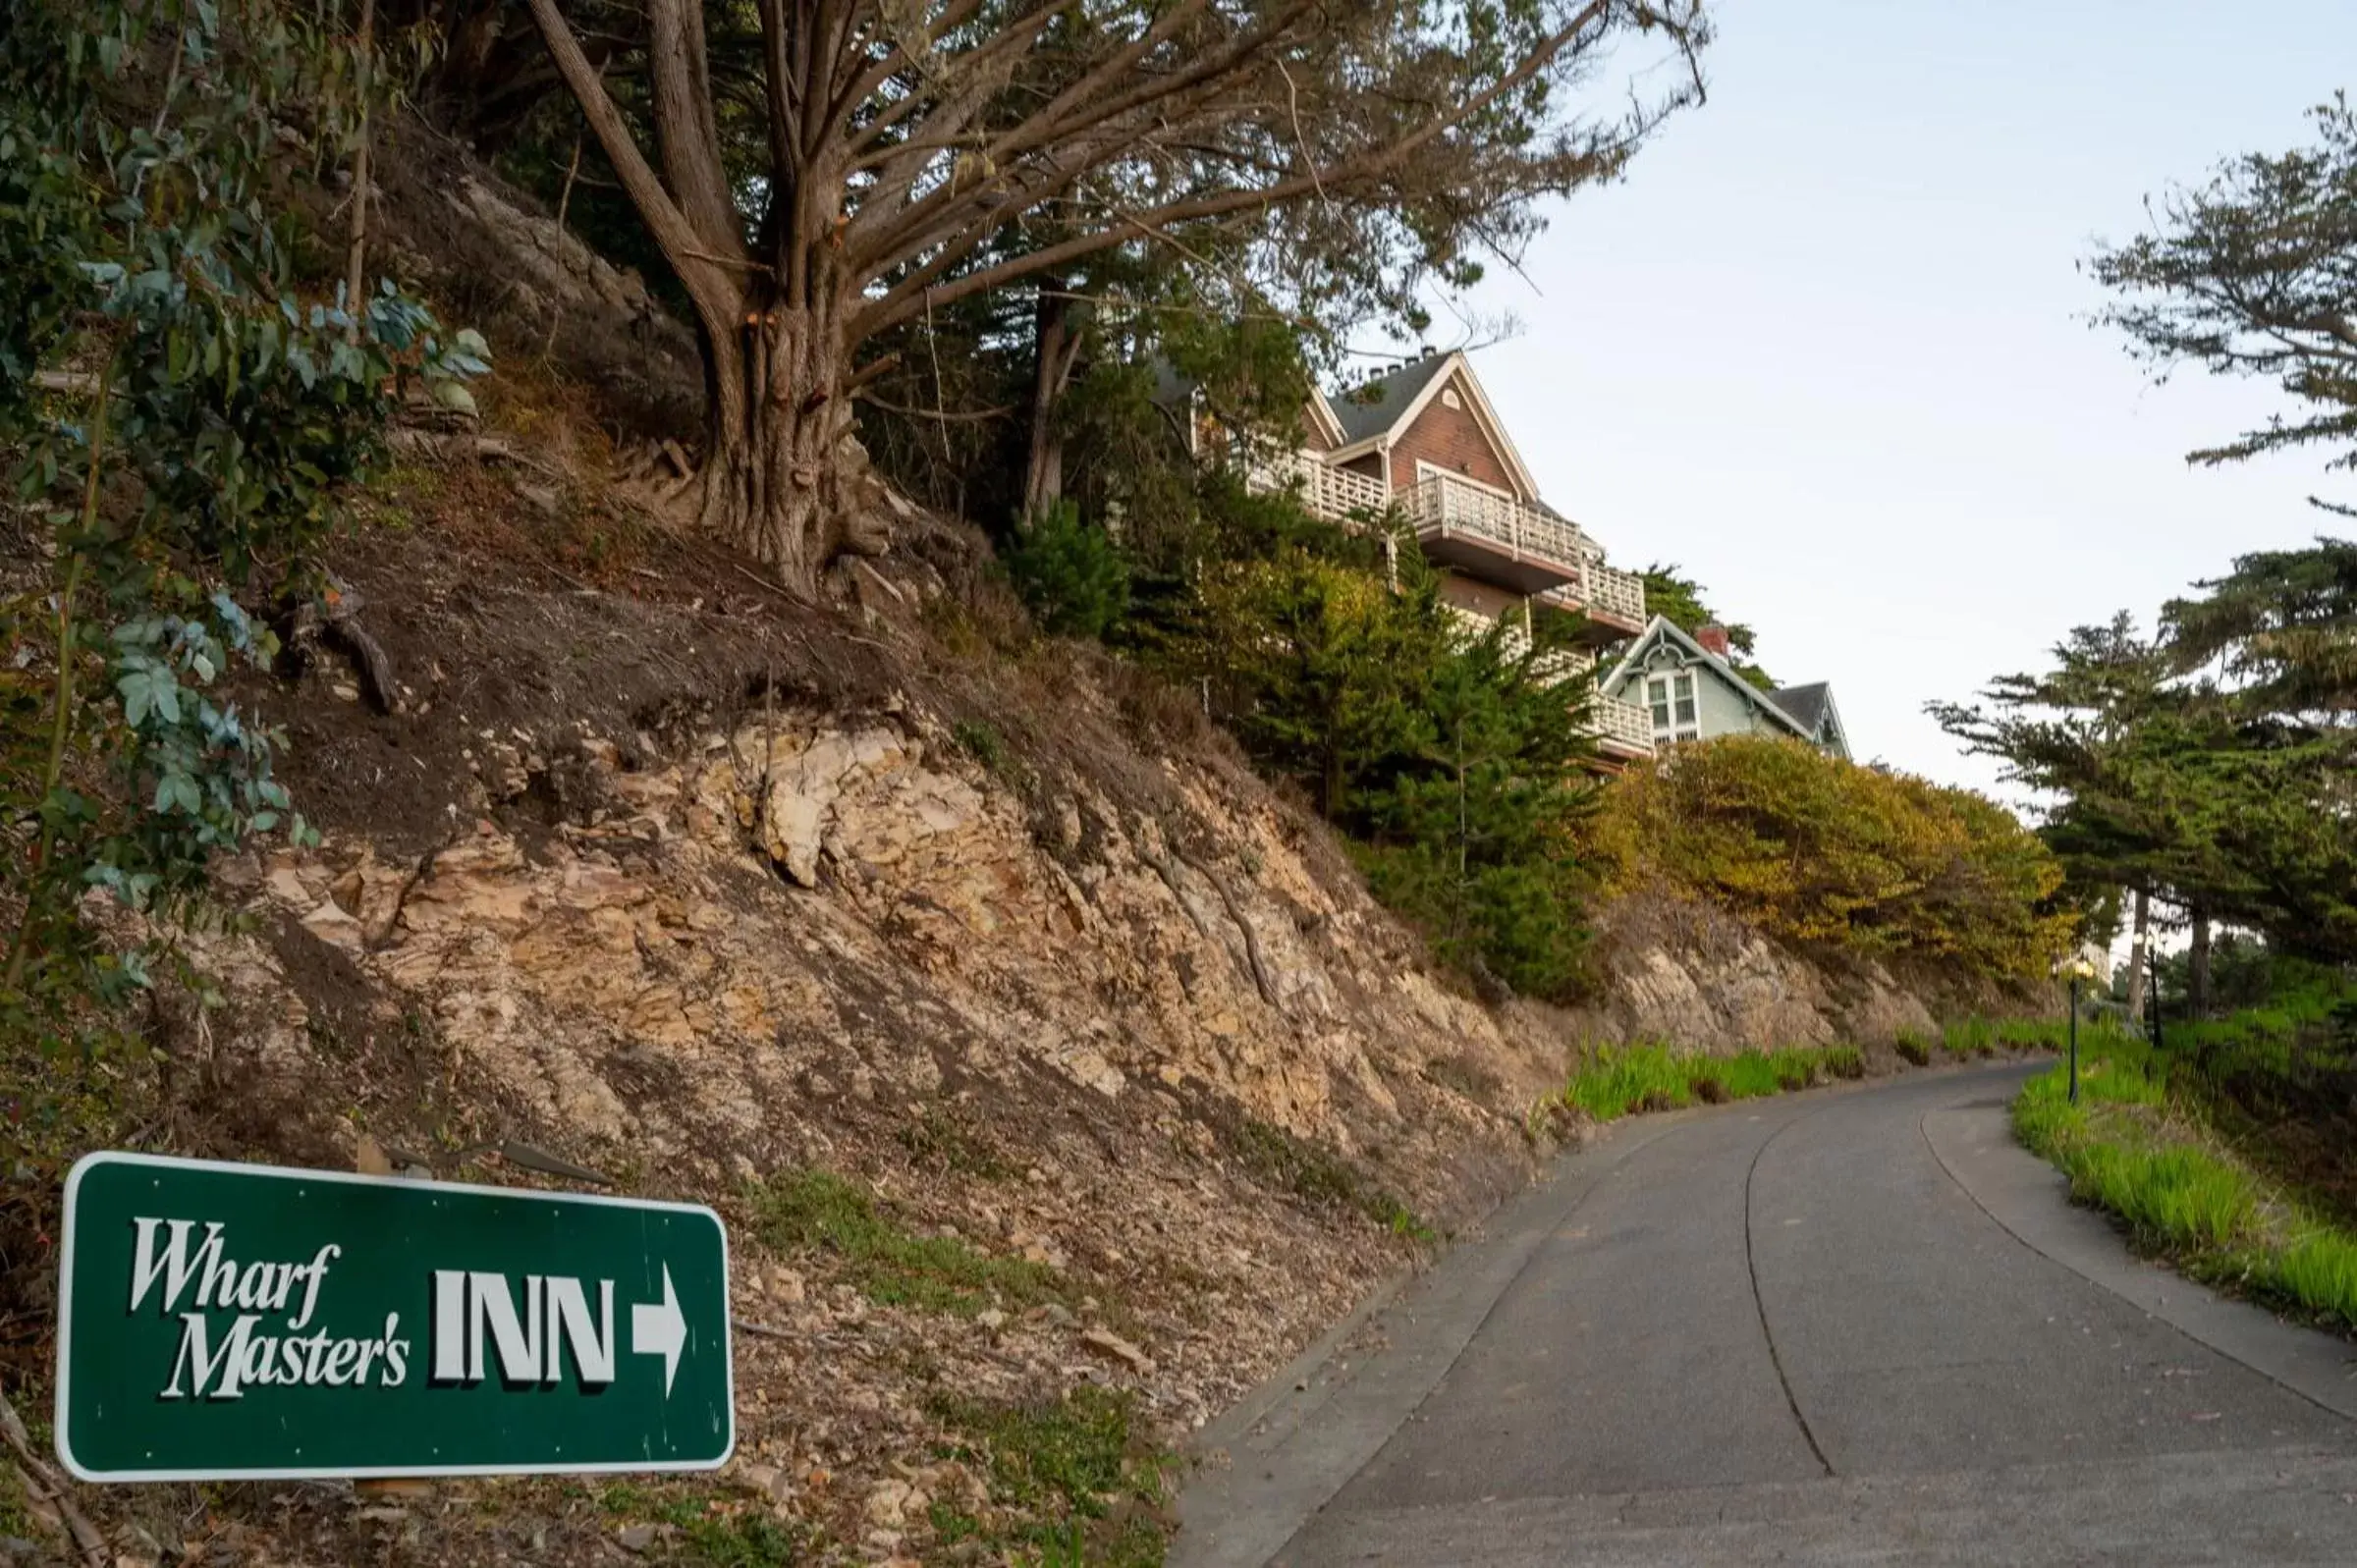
xmin=520 ymin=0 xmax=1712 ymax=588
xmin=1932 ymin=543 xmax=2357 ymax=971
xmin=2089 ymin=95 xmax=2357 ymax=511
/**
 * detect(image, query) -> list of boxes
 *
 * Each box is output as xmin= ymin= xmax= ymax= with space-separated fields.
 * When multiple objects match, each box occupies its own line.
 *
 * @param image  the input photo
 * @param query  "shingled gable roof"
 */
xmin=1601 ymin=616 xmax=1817 ymax=742
xmin=1768 ymin=682 xmax=1833 ymax=734
xmin=1314 ymin=351 xmax=1542 ymax=500
xmin=1326 ymin=355 xmax=1454 ymax=444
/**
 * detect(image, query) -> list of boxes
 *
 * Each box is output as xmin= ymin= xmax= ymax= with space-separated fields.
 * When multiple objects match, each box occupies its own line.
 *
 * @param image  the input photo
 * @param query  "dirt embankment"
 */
xmin=27 ymin=444 xmax=1587 ymax=1561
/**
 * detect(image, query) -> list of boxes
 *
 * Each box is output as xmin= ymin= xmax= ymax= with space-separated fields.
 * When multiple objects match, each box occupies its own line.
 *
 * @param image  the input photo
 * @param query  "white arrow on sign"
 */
xmin=630 ymin=1264 xmax=686 ymax=1396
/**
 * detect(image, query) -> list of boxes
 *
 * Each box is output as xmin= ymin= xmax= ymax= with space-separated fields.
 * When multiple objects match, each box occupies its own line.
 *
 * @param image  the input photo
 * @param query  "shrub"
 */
xmin=1895 ymin=1030 xmax=1934 ymax=1066
xmin=1587 ymin=735 xmax=2075 ymax=982
xmin=1001 ymin=501 xmax=1131 ymax=640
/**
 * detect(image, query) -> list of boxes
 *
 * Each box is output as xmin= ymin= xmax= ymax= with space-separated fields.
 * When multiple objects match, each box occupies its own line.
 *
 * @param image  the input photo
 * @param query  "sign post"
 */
xmin=55 ymin=1152 xmax=735 ymax=1482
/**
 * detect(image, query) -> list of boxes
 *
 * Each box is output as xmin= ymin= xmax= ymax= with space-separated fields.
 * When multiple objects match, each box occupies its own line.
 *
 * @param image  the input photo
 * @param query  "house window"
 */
xmin=1648 ymin=672 xmax=1699 ymax=741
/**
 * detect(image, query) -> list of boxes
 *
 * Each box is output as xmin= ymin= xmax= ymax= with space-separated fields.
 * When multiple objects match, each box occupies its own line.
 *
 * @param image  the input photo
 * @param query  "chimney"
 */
xmin=1695 ymin=623 xmax=1731 ymax=659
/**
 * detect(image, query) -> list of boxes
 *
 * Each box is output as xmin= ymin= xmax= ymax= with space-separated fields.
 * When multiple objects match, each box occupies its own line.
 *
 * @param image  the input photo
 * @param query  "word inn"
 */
xmin=430 ymin=1270 xmax=618 ymax=1389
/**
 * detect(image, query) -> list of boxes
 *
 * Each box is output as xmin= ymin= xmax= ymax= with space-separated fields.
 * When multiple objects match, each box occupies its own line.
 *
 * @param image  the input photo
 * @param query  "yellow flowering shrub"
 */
xmin=1588 ymin=735 xmax=2075 ymax=981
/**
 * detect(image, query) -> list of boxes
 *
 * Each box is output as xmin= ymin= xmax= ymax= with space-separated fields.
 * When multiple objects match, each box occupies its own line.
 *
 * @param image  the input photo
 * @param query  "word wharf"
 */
xmin=128 ymin=1217 xmax=630 ymax=1402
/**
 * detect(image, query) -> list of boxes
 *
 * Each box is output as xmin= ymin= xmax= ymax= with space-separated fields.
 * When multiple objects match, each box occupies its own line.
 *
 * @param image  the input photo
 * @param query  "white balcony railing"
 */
xmin=1244 ymin=448 xmax=1392 ymax=521
xmin=1243 ymin=452 xmax=1646 ymax=628
xmin=1591 ymin=694 xmax=1655 ymax=755
xmin=1404 ymin=475 xmax=1594 ymax=578
xmin=1539 ymin=561 xmax=1647 ymax=627
xmin=1446 ymin=606 xmax=1654 ymax=756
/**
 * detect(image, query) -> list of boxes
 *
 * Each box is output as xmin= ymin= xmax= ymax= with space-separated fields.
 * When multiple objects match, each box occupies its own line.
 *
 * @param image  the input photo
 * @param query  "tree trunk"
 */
xmin=343 ymin=0 xmax=376 ymax=343
xmin=2122 ymin=888 xmax=2150 ymax=1019
xmin=2188 ymin=905 xmax=2213 ymax=1021
xmin=1021 ymin=282 xmax=1085 ymax=519
xmin=694 ymin=305 xmax=857 ymax=596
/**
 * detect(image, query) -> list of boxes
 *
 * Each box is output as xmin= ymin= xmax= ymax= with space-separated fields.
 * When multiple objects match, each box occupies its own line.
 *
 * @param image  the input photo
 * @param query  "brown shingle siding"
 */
xmin=1384 ymin=373 xmax=1518 ymax=496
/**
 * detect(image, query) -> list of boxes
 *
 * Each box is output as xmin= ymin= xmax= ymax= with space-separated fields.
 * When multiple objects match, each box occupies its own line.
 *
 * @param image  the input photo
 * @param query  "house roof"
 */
xmin=1767 ymin=682 xmax=1832 ymax=733
xmin=1324 ymin=356 xmax=1455 ymax=445
xmin=1315 ymin=351 xmax=1544 ymax=501
xmin=1601 ymin=616 xmax=1816 ymax=742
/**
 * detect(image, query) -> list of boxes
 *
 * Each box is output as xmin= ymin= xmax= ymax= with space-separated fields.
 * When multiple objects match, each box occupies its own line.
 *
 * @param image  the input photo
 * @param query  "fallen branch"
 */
xmin=733 ymin=1317 xmax=795 ymax=1340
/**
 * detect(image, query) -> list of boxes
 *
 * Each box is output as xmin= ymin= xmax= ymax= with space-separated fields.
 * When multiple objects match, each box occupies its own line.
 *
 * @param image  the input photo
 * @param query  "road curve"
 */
xmin=1179 ymin=1063 xmax=2357 ymax=1566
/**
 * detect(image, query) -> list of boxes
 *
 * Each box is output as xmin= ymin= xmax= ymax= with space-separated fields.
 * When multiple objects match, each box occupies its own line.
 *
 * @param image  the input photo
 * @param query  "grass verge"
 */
xmin=1556 ymin=1042 xmax=1865 ymax=1122
xmin=744 ymin=1169 xmax=1069 ymax=1317
xmin=2011 ymin=1029 xmax=2357 ymax=1332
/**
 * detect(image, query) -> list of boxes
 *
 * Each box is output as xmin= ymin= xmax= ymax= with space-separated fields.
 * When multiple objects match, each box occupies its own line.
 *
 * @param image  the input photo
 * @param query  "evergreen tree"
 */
xmin=1359 ymin=620 xmax=1598 ymax=1000
xmin=2090 ymin=96 xmax=2357 ymax=510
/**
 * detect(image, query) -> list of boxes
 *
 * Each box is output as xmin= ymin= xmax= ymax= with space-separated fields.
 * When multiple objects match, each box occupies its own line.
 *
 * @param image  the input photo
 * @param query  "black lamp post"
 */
xmin=2068 ymin=972 xmax=2080 ymax=1106
xmin=2061 ymin=955 xmax=2096 ymax=1106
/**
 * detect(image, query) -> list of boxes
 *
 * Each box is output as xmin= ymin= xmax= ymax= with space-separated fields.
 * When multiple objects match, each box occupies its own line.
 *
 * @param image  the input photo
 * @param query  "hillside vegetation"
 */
xmin=0 ymin=3 xmax=2087 ymax=1563
xmin=1588 ymin=734 xmax=2076 ymax=982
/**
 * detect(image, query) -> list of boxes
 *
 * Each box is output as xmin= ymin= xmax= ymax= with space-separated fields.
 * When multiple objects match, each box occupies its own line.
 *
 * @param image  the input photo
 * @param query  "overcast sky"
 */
xmin=1432 ymin=0 xmax=2357 ymax=798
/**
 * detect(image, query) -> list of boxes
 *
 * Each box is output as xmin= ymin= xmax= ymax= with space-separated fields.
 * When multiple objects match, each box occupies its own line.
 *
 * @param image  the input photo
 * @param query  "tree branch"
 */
xmin=521 ymin=0 xmax=745 ymax=331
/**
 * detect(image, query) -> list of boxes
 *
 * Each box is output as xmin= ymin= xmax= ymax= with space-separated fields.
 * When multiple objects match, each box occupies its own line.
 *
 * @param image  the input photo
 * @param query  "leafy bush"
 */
xmin=1588 ymin=735 xmax=2076 ymax=982
xmin=1 ymin=0 xmax=482 ymax=1062
xmin=1001 ymin=501 xmax=1131 ymax=640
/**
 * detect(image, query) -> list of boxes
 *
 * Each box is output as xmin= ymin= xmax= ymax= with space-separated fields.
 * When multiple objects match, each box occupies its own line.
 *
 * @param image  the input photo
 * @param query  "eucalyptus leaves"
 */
xmin=1 ymin=0 xmax=484 ymax=1052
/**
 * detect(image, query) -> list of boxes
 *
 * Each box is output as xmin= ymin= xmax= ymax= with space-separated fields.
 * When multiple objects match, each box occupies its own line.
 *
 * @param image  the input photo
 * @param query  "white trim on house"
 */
xmin=1600 ymin=616 xmax=1817 ymax=744
xmin=1815 ymin=689 xmax=1852 ymax=756
xmin=1412 ymin=458 xmax=1515 ymax=501
xmin=1304 ymin=389 xmax=1347 ymax=448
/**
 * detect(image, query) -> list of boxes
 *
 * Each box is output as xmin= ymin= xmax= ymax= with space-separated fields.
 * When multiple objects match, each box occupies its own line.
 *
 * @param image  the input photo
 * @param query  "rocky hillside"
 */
xmin=2 ymin=144 xmax=2023 ymax=1568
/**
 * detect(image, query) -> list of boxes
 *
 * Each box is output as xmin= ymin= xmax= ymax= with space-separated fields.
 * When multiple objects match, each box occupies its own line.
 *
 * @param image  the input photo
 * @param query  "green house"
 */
xmin=1599 ymin=616 xmax=1850 ymax=758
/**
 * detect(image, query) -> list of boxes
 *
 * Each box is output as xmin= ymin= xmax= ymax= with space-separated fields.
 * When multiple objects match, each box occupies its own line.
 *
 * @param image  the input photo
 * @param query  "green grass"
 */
xmin=744 ymin=1169 xmax=1069 ymax=1316
xmin=2011 ymin=1024 xmax=2357 ymax=1336
xmin=1558 ymin=1042 xmax=1865 ymax=1122
xmin=682 ymin=1513 xmax=805 ymax=1567
xmin=928 ymin=1386 xmax=1172 ymax=1566
xmin=2271 ymin=1232 xmax=2357 ymax=1324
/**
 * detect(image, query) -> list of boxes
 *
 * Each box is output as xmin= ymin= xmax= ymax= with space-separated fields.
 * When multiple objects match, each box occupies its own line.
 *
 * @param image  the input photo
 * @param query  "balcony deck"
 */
xmin=1245 ymin=452 xmax=1646 ymax=640
xmin=1404 ymin=475 xmax=1594 ymax=596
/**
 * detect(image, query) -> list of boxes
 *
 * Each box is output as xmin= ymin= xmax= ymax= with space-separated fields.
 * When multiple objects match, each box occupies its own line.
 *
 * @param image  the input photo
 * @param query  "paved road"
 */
xmin=1179 ymin=1064 xmax=2357 ymax=1566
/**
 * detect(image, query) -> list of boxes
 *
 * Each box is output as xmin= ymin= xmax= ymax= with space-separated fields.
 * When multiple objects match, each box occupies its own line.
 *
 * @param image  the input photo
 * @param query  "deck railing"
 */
xmin=1445 ymin=608 xmax=1654 ymax=756
xmin=1590 ymin=693 xmax=1656 ymax=755
xmin=1538 ymin=562 xmax=1647 ymax=627
xmin=1403 ymin=474 xmax=1594 ymax=579
xmin=1243 ymin=451 xmax=1646 ymax=628
xmin=1244 ymin=448 xmax=1393 ymax=520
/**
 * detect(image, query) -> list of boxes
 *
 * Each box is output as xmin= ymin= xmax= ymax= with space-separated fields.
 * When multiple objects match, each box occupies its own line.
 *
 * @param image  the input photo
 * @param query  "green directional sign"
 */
xmin=56 ymin=1152 xmax=734 ymax=1482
